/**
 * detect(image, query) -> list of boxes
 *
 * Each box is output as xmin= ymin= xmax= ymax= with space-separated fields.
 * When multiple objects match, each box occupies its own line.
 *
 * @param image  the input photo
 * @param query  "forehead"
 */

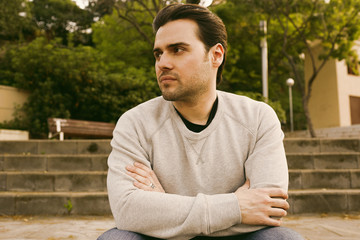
xmin=154 ymin=19 xmax=202 ymax=48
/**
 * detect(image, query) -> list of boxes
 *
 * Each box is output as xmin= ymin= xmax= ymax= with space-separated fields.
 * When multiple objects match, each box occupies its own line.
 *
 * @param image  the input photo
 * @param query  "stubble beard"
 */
xmin=159 ymin=59 xmax=211 ymax=103
xmin=160 ymin=75 xmax=209 ymax=103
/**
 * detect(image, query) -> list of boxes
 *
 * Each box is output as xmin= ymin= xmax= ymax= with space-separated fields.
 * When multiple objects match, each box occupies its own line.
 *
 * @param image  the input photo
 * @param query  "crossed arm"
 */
xmin=126 ymin=162 xmax=289 ymax=227
xmin=108 ymin=101 xmax=289 ymax=238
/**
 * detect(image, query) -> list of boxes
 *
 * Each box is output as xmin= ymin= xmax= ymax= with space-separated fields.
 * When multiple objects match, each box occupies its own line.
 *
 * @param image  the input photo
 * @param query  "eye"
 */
xmin=154 ymin=51 xmax=162 ymax=60
xmin=174 ymin=47 xmax=184 ymax=53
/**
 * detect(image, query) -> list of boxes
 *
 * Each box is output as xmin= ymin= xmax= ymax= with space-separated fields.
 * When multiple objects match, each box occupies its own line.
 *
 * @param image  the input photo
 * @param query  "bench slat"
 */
xmin=48 ymin=118 xmax=115 ymax=139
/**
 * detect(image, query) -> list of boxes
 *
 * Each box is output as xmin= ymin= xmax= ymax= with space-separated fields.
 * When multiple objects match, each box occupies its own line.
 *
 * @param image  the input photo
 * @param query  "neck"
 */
xmin=173 ymin=90 xmax=217 ymax=125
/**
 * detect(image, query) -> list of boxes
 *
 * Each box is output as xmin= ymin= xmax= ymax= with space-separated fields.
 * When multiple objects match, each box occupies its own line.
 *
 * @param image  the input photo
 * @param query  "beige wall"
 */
xmin=305 ymin=45 xmax=340 ymax=128
xmin=336 ymin=40 xmax=360 ymax=126
xmin=305 ymin=40 xmax=360 ymax=129
xmin=0 ymin=85 xmax=30 ymax=123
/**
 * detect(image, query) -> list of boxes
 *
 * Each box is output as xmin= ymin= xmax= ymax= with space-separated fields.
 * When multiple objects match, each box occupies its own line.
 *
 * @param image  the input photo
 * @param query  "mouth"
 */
xmin=159 ymin=73 xmax=177 ymax=83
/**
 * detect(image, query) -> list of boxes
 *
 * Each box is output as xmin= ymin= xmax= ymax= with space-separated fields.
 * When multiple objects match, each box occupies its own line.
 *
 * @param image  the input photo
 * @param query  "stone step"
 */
xmin=288 ymin=189 xmax=360 ymax=214
xmin=285 ymin=124 xmax=360 ymax=138
xmin=0 ymin=191 xmax=111 ymax=216
xmin=286 ymin=152 xmax=360 ymax=169
xmin=0 ymin=140 xmax=112 ymax=155
xmin=0 ymin=154 xmax=108 ymax=172
xmin=0 ymin=171 xmax=107 ymax=192
xmin=289 ymin=169 xmax=360 ymax=189
xmin=284 ymin=138 xmax=360 ymax=153
xmin=1 ymin=138 xmax=359 ymax=155
xmin=1 ymin=169 xmax=357 ymax=193
xmin=1 ymin=152 xmax=358 ymax=173
xmin=0 ymin=189 xmax=359 ymax=215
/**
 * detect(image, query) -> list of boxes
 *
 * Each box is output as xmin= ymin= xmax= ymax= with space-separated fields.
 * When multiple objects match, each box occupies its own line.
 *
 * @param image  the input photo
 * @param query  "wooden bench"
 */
xmin=47 ymin=118 xmax=115 ymax=140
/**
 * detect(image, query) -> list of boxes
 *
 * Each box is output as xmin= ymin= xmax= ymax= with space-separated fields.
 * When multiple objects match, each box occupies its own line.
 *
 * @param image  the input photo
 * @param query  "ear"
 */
xmin=210 ymin=43 xmax=224 ymax=68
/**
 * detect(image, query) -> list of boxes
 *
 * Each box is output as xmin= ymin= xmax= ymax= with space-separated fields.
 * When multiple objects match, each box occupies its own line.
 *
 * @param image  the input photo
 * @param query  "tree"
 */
xmin=213 ymin=1 xmax=292 ymax=127
xmin=92 ymin=3 xmax=155 ymax=70
xmin=111 ymin=0 xmax=169 ymax=47
xmin=3 ymin=37 xmax=158 ymax=137
xmin=88 ymin=0 xmax=116 ymax=18
xmin=31 ymin=0 xmax=94 ymax=45
xmin=256 ymin=0 xmax=360 ymax=137
xmin=0 ymin=0 xmax=37 ymax=45
xmin=92 ymin=0 xmax=204 ymax=49
xmin=92 ymin=0 xmax=287 ymax=125
xmin=1 ymin=0 xmax=289 ymax=137
xmin=214 ymin=1 xmax=263 ymax=93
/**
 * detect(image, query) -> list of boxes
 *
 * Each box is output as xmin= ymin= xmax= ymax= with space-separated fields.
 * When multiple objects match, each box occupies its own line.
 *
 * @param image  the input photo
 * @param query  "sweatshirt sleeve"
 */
xmin=194 ymin=101 xmax=289 ymax=237
xmin=107 ymin=112 xmax=242 ymax=239
xmin=244 ymin=102 xmax=289 ymax=191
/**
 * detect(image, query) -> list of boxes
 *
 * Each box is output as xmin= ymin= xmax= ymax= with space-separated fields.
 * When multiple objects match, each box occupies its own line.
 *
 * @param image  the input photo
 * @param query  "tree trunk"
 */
xmin=302 ymin=94 xmax=317 ymax=137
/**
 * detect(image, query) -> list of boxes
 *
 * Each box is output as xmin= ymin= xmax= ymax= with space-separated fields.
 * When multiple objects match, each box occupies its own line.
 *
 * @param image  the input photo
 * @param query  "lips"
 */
xmin=159 ymin=74 xmax=177 ymax=83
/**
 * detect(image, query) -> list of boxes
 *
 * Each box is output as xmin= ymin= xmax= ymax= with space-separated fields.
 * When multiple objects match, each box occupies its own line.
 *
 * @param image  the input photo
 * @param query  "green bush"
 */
xmin=2 ymin=37 xmax=158 ymax=138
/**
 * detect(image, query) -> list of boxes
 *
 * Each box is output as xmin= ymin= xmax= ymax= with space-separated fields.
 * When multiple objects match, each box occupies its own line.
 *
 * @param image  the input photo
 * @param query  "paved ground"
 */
xmin=1 ymin=214 xmax=360 ymax=240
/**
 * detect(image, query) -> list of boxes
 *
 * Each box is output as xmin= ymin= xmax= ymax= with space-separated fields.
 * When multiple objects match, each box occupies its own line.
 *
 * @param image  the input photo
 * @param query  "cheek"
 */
xmin=155 ymin=65 xmax=160 ymax=76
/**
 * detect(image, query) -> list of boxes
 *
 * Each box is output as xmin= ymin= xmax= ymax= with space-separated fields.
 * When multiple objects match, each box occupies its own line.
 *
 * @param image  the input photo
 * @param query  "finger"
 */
xmin=133 ymin=180 xmax=155 ymax=191
xmin=255 ymin=214 xmax=283 ymax=227
xmin=265 ymin=217 xmax=283 ymax=227
xmin=127 ymin=163 xmax=165 ymax=193
xmin=266 ymin=188 xmax=288 ymax=199
xmin=271 ymin=198 xmax=289 ymax=210
xmin=268 ymin=207 xmax=287 ymax=218
xmin=127 ymin=171 xmax=152 ymax=186
xmin=134 ymin=162 xmax=155 ymax=177
xmin=134 ymin=162 xmax=151 ymax=171
xmin=133 ymin=162 xmax=160 ymax=185
xmin=133 ymin=162 xmax=156 ymax=178
xmin=126 ymin=164 xmax=150 ymax=179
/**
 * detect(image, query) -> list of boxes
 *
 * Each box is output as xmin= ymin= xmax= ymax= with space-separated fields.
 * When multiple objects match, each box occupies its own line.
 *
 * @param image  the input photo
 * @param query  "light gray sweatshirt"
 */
xmin=107 ymin=90 xmax=288 ymax=240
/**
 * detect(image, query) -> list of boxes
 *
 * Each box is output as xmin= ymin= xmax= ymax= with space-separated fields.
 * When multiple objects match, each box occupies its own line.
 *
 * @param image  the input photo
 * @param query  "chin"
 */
xmin=162 ymin=94 xmax=177 ymax=102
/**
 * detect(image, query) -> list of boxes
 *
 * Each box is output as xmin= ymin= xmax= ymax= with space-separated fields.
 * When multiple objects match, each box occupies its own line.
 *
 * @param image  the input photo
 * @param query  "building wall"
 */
xmin=305 ymin=45 xmax=340 ymax=128
xmin=336 ymin=60 xmax=360 ymax=126
xmin=305 ymin=41 xmax=360 ymax=129
xmin=336 ymin=40 xmax=360 ymax=126
xmin=0 ymin=85 xmax=30 ymax=123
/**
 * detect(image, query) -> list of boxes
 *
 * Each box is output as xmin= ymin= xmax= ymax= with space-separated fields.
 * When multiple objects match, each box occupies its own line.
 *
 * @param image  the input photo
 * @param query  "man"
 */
xmin=98 ymin=3 xmax=303 ymax=240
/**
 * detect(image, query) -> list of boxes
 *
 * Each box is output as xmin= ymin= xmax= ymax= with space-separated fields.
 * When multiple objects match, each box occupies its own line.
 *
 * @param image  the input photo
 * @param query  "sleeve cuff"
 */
xmin=206 ymin=193 xmax=241 ymax=234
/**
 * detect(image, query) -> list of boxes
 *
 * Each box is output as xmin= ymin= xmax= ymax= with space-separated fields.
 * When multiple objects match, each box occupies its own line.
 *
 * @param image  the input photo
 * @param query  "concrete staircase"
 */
xmin=0 ymin=138 xmax=359 ymax=215
xmin=0 ymin=140 xmax=111 ymax=215
xmin=285 ymin=138 xmax=360 ymax=214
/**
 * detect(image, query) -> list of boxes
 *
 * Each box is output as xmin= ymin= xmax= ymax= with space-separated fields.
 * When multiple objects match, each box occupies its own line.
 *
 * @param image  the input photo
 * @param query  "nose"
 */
xmin=156 ymin=52 xmax=173 ymax=71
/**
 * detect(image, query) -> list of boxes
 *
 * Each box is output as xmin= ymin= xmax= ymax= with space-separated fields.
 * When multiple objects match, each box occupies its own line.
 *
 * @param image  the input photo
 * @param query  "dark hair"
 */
xmin=153 ymin=4 xmax=227 ymax=85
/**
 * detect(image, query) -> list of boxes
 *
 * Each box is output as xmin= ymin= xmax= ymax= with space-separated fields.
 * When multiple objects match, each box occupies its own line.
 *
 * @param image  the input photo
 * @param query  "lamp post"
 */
xmin=286 ymin=78 xmax=295 ymax=132
xmin=260 ymin=20 xmax=268 ymax=100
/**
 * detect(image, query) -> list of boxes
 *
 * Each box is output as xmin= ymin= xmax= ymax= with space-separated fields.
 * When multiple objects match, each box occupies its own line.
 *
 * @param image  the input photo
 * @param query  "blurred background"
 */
xmin=1 ymin=0 xmax=360 ymax=138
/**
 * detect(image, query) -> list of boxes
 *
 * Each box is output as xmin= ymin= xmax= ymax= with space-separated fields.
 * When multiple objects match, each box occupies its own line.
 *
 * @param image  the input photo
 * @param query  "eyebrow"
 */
xmin=153 ymin=42 xmax=190 ymax=53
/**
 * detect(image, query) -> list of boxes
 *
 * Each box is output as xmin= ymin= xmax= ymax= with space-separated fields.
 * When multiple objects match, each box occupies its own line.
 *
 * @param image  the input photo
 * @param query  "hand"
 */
xmin=126 ymin=162 xmax=165 ymax=193
xmin=235 ymin=179 xmax=289 ymax=227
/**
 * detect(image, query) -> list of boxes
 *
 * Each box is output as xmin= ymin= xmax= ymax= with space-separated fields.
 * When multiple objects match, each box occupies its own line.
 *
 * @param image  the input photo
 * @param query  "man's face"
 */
xmin=153 ymin=19 xmax=214 ymax=103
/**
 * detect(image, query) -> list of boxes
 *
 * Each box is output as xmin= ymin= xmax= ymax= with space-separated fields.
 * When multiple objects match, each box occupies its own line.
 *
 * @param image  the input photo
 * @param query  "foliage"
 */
xmin=3 ymin=0 xmax=359 ymax=138
xmin=92 ymin=11 xmax=154 ymax=70
xmin=0 ymin=106 xmax=28 ymax=131
xmin=64 ymin=199 xmax=72 ymax=214
xmin=214 ymin=0 xmax=360 ymax=135
xmin=213 ymin=1 xmax=307 ymax=130
xmin=0 ymin=0 xmax=37 ymax=44
xmin=88 ymin=0 xmax=117 ymax=19
xmin=2 ymin=37 xmax=158 ymax=138
xmin=254 ymin=0 xmax=360 ymax=136
xmin=214 ymin=1 xmax=263 ymax=93
xmin=31 ymin=0 xmax=94 ymax=46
